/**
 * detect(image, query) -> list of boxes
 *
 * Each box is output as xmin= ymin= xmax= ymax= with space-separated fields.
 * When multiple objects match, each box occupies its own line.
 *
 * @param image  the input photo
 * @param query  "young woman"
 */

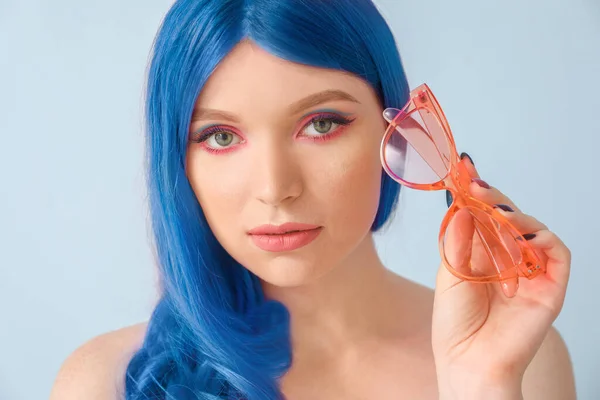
xmin=50 ymin=0 xmax=575 ymax=398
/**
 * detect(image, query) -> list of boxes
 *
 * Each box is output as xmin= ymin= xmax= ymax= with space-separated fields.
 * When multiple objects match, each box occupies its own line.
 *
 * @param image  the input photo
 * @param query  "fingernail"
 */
xmin=460 ymin=152 xmax=475 ymax=166
xmin=493 ymin=204 xmax=514 ymax=212
xmin=501 ymin=281 xmax=518 ymax=298
xmin=472 ymin=178 xmax=490 ymax=189
xmin=516 ymin=233 xmax=537 ymax=241
xmin=523 ymin=233 xmax=536 ymax=240
xmin=446 ymin=190 xmax=453 ymax=208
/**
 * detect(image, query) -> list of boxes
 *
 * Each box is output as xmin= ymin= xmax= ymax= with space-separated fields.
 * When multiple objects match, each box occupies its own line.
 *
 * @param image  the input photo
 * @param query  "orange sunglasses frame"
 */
xmin=380 ymin=83 xmax=545 ymax=283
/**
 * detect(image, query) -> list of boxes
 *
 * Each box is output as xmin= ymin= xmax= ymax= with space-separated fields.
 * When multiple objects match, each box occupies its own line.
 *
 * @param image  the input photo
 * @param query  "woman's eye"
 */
xmin=207 ymin=131 xmax=241 ymax=149
xmin=212 ymin=132 xmax=235 ymax=147
xmin=192 ymin=128 xmax=242 ymax=150
xmin=303 ymin=118 xmax=340 ymax=137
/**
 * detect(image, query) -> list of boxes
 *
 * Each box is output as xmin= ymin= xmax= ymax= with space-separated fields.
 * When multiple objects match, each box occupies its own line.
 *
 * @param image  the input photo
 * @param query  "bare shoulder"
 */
xmin=522 ymin=326 xmax=577 ymax=400
xmin=49 ymin=322 xmax=148 ymax=400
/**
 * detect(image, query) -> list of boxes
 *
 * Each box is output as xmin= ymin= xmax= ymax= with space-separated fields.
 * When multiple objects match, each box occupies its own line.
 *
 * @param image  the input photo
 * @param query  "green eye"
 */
xmin=214 ymin=132 xmax=234 ymax=146
xmin=312 ymin=119 xmax=334 ymax=134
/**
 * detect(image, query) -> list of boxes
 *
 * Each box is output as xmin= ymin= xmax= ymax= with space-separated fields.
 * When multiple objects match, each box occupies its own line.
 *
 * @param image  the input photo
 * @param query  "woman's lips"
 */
xmin=248 ymin=223 xmax=323 ymax=252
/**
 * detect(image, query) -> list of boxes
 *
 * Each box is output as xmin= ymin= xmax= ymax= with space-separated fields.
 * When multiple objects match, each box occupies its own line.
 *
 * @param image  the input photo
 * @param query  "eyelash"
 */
xmin=190 ymin=112 xmax=356 ymax=154
xmin=190 ymin=125 xmax=242 ymax=154
xmin=299 ymin=112 xmax=356 ymax=142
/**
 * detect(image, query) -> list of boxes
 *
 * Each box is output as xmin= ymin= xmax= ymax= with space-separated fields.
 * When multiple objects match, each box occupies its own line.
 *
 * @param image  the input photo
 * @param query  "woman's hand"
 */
xmin=432 ymin=155 xmax=571 ymax=400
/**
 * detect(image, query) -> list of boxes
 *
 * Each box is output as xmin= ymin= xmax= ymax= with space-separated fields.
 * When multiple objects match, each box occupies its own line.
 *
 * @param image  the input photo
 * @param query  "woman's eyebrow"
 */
xmin=190 ymin=109 xmax=240 ymax=124
xmin=287 ymin=89 xmax=360 ymax=115
xmin=190 ymin=90 xmax=360 ymax=123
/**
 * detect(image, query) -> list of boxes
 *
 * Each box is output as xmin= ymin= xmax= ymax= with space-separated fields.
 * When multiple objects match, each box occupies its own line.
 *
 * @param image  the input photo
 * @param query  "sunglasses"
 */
xmin=380 ymin=83 xmax=545 ymax=287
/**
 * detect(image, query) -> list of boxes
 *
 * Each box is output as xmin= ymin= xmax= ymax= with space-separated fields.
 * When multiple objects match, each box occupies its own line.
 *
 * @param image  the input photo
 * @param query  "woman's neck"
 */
xmin=261 ymin=233 xmax=413 ymax=360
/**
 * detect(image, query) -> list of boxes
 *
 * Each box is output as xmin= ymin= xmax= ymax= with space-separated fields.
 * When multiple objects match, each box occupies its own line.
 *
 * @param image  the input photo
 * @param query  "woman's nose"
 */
xmin=252 ymin=143 xmax=303 ymax=207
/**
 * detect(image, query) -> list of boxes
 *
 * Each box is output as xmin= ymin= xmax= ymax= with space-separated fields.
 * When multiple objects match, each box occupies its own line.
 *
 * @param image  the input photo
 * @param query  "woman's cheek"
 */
xmin=319 ymin=150 xmax=382 ymax=222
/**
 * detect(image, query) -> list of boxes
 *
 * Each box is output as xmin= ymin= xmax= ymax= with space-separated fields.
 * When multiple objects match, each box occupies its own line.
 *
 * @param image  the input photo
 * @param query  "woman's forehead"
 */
xmin=194 ymin=41 xmax=372 ymax=110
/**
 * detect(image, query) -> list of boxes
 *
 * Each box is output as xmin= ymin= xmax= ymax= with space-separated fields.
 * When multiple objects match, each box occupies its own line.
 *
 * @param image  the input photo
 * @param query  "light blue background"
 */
xmin=1 ymin=1 xmax=598 ymax=399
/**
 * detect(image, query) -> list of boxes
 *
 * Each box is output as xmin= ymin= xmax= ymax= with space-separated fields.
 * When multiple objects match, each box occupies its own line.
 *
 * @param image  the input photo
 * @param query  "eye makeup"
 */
xmin=189 ymin=108 xmax=357 ymax=153
xmin=296 ymin=110 xmax=356 ymax=142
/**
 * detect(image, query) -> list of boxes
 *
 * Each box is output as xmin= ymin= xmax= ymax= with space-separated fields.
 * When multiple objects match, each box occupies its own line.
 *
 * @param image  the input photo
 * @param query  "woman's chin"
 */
xmin=254 ymin=259 xmax=331 ymax=289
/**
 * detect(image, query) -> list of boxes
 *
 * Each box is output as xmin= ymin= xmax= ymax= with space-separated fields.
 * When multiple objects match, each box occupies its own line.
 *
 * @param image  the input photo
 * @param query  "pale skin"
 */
xmin=50 ymin=41 xmax=576 ymax=399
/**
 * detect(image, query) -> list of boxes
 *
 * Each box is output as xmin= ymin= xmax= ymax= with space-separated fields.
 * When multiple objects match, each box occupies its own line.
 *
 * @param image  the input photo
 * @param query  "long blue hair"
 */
xmin=124 ymin=0 xmax=409 ymax=398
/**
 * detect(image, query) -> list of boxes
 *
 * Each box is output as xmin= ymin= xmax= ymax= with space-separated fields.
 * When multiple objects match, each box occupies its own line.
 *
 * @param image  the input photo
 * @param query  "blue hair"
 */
xmin=124 ymin=0 xmax=409 ymax=398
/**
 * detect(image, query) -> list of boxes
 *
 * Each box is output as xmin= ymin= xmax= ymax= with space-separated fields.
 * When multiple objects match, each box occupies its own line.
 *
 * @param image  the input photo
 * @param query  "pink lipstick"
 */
xmin=247 ymin=222 xmax=322 ymax=252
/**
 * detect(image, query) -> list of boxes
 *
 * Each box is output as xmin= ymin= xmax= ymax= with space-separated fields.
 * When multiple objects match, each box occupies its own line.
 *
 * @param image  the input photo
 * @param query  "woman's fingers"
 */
xmin=493 ymin=206 xmax=549 ymax=234
xmin=459 ymin=154 xmax=521 ymax=213
xmin=448 ymin=154 xmax=569 ymax=297
xmin=526 ymin=229 xmax=571 ymax=289
xmin=469 ymin=179 xmax=523 ymax=213
xmin=460 ymin=152 xmax=479 ymax=179
xmin=491 ymin=207 xmax=568 ymax=305
xmin=435 ymin=207 xmax=488 ymax=304
xmin=443 ymin=207 xmax=475 ymax=277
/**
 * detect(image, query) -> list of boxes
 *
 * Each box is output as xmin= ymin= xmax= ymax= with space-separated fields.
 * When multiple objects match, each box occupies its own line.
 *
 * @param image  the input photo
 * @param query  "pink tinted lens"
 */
xmin=382 ymin=107 xmax=452 ymax=185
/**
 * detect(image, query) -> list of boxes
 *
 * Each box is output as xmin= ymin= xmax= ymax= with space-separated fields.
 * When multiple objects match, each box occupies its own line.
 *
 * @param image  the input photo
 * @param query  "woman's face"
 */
xmin=186 ymin=41 xmax=388 ymax=287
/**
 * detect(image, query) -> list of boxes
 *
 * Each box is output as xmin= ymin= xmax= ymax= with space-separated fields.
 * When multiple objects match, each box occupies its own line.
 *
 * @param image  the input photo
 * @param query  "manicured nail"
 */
xmin=446 ymin=190 xmax=453 ymax=207
xmin=472 ymin=178 xmax=490 ymax=189
xmin=523 ymin=233 xmax=536 ymax=240
xmin=493 ymin=204 xmax=514 ymax=212
xmin=460 ymin=152 xmax=475 ymax=166
xmin=517 ymin=233 xmax=537 ymax=241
